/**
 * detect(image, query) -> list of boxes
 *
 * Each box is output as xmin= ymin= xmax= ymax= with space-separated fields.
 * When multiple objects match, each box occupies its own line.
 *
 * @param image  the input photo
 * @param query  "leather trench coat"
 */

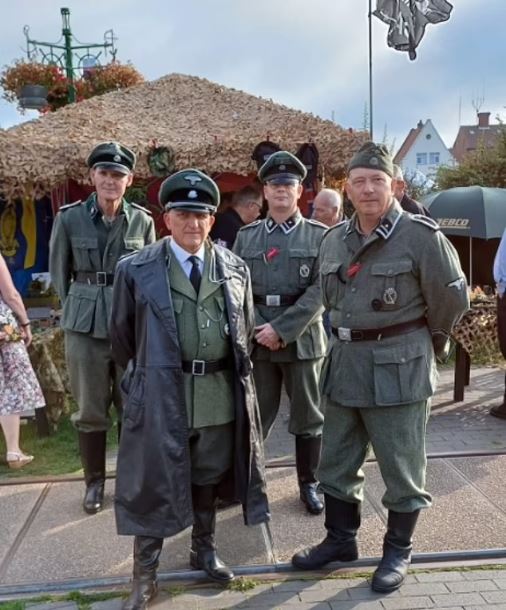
xmin=110 ymin=238 xmax=270 ymax=538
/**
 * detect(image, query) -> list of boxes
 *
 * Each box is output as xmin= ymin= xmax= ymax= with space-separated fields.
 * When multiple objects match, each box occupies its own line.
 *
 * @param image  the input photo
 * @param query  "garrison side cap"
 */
xmin=258 ymin=150 xmax=307 ymax=185
xmin=159 ymin=169 xmax=220 ymax=214
xmin=347 ymin=141 xmax=394 ymax=177
xmin=87 ymin=141 xmax=136 ymax=175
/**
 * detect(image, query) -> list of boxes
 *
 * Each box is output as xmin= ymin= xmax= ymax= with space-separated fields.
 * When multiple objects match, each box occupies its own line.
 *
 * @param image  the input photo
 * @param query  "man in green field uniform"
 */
xmin=233 ymin=151 xmax=327 ymax=515
xmin=110 ymin=170 xmax=269 ymax=610
xmin=292 ymin=142 xmax=469 ymax=592
xmin=49 ymin=142 xmax=155 ymax=515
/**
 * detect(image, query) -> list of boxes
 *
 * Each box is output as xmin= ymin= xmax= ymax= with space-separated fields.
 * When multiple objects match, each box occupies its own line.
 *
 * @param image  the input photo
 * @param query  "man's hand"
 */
xmin=255 ymin=323 xmax=284 ymax=351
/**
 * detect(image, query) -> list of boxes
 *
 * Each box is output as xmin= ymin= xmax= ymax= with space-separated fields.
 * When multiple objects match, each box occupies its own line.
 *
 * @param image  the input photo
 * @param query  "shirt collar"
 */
xmin=169 ymin=237 xmax=205 ymax=266
xmin=87 ymin=193 xmax=126 ymax=222
xmin=265 ymin=210 xmax=302 ymax=234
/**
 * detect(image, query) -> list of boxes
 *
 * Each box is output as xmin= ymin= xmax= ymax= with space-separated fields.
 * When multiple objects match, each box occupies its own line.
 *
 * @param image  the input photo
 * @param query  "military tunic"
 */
xmin=317 ymin=200 xmax=469 ymax=511
xmin=233 ymin=211 xmax=327 ymax=438
xmin=49 ymin=194 xmax=155 ymax=431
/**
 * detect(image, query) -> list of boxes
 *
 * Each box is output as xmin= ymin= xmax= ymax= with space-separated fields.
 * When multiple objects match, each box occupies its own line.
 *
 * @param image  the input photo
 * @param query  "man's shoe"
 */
xmin=299 ymin=482 xmax=324 ymax=515
xmin=490 ymin=403 xmax=506 ymax=420
xmin=190 ymin=549 xmax=235 ymax=584
xmin=83 ymin=479 xmax=105 ymax=514
xmin=122 ymin=576 xmax=157 ymax=610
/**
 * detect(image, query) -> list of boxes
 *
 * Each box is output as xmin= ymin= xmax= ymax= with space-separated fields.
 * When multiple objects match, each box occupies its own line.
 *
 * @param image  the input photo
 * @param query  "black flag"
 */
xmin=374 ymin=0 xmax=453 ymax=60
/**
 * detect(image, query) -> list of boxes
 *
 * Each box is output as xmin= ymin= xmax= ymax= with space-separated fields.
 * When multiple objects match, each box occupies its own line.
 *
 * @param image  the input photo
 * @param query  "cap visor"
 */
xmin=165 ymin=202 xmax=216 ymax=214
xmin=265 ymin=175 xmax=300 ymax=185
xmin=93 ymin=162 xmax=131 ymax=175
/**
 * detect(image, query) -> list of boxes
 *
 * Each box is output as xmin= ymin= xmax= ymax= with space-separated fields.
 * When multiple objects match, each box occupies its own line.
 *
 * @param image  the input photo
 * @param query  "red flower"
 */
xmin=266 ymin=247 xmax=280 ymax=261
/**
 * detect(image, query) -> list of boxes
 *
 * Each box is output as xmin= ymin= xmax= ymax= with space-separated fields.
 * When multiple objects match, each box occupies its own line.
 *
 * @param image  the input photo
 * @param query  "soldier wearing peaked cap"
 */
xmin=233 ymin=150 xmax=328 ymax=516
xmin=292 ymin=142 xmax=469 ymax=593
xmin=49 ymin=141 xmax=155 ymax=516
xmin=110 ymin=169 xmax=269 ymax=610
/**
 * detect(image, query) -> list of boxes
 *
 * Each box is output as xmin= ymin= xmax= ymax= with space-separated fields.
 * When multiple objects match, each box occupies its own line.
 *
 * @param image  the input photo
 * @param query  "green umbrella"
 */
xmin=423 ymin=186 xmax=506 ymax=239
xmin=423 ymin=186 xmax=506 ymax=286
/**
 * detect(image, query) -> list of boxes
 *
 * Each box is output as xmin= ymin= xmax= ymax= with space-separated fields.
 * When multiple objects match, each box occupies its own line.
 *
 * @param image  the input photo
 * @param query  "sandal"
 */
xmin=6 ymin=451 xmax=34 ymax=469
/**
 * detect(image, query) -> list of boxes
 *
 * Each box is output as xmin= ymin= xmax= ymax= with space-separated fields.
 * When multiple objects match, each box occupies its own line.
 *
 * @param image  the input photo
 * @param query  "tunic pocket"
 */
xmin=239 ymin=249 xmax=264 ymax=294
xmin=373 ymin=342 xmax=432 ymax=406
xmin=370 ymin=259 xmax=413 ymax=311
xmin=61 ymin=293 xmax=96 ymax=333
xmin=289 ymin=248 xmax=318 ymax=290
xmin=320 ymin=261 xmax=344 ymax=309
xmin=70 ymin=236 xmax=98 ymax=269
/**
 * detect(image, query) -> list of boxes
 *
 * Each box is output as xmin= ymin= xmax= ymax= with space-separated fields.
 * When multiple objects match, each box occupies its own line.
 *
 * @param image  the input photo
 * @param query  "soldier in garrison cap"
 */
xmin=49 ymin=141 xmax=155 ymax=516
xmin=292 ymin=142 xmax=469 ymax=593
xmin=111 ymin=169 xmax=269 ymax=609
xmin=233 ymin=150 xmax=328 ymax=516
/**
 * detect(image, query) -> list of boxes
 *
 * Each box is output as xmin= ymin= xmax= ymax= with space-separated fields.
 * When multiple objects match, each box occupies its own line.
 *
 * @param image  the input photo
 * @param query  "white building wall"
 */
xmin=400 ymin=120 xmax=454 ymax=179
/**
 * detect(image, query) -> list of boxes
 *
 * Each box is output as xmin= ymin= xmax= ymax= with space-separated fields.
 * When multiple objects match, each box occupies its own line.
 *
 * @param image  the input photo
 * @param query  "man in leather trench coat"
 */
xmin=110 ymin=169 xmax=270 ymax=610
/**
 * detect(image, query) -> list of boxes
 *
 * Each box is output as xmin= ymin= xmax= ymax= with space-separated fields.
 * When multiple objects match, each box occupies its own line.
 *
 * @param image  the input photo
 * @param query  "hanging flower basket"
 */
xmin=18 ymin=84 xmax=48 ymax=110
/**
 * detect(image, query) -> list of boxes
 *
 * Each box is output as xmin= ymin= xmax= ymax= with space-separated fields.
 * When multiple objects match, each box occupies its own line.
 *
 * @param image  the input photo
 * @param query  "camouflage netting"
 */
xmin=0 ymin=73 xmax=368 ymax=201
xmin=452 ymin=298 xmax=501 ymax=362
xmin=28 ymin=327 xmax=70 ymax=424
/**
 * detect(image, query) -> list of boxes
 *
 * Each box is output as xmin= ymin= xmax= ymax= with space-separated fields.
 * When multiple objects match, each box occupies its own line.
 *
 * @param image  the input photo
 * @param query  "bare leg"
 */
xmin=0 ymin=414 xmax=21 ymax=453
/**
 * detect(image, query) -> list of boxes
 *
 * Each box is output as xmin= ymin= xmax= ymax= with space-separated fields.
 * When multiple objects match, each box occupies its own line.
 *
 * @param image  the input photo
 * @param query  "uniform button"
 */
xmin=351 ymin=287 xmax=357 ymax=293
xmin=388 ymin=269 xmax=393 ymax=275
xmin=345 ymin=313 xmax=351 ymax=318
xmin=199 ymin=306 xmax=204 ymax=311
xmin=201 ymin=324 xmax=206 ymax=329
xmin=400 ymin=357 xmax=406 ymax=363
xmin=202 ymin=342 xmax=207 ymax=347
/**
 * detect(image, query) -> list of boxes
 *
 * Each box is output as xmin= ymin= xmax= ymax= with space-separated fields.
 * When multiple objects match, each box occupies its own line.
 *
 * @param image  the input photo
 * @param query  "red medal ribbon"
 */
xmin=266 ymin=247 xmax=280 ymax=261
xmin=347 ymin=262 xmax=362 ymax=278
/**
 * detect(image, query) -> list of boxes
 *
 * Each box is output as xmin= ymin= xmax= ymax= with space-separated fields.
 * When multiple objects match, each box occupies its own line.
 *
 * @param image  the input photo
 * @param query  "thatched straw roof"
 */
xmin=0 ymin=73 xmax=367 ymax=200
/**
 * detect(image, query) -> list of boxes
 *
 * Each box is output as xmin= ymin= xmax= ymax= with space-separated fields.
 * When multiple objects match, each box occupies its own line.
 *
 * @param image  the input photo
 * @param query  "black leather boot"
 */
xmin=490 ymin=373 xmax=506 ymax=419
xmin=371 ymin=510 xmax=420 ymax=593
xmin=189 ymin=484 xmax=234 ymax=584
xmin=123 ymin=536 xmax=163 ymax=610
xmin=292 ymin=494 xmax=360 ymax=569
xmin=78 ymin=431 xmax=107 ymax=514
xmin=295 ymin=436 xmax=324 ymax=515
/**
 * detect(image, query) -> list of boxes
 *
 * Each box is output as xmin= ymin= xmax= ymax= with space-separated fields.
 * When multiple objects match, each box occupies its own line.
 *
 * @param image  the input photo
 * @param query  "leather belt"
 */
xmin=181 ymin=357 xmax=232 ymax=376
xmin=331 ymin=317 xmax=426 ymax=342
xmin=74 ymin=271 xmax=115 ymax=287
xmin=253 ymin=294 xmax=300 ymax=306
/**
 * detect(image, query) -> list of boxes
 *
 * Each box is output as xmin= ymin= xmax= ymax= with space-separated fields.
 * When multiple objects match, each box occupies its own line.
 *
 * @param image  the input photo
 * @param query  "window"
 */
xmin=416 ymin=153 xmax=427 ymax=165
xmin=429 ymin=152 xmax=440 ymax=164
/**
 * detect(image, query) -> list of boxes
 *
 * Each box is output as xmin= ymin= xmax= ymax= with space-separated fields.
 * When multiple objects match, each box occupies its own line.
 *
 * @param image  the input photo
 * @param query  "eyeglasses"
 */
xmin=250 ymin=201 xmax=263 ymax=209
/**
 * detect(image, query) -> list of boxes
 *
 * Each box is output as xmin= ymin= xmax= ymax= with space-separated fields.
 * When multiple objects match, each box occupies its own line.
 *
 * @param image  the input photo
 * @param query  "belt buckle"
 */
xmin=337 ymin=327 xmax=352 ymax=341
xmin=192 ymin=359 xmax=206 ymax=375
xmin=266 ymin=294 xmax=281 ymax=306
xmin=96 ymin=272 xmax=107 ymax=287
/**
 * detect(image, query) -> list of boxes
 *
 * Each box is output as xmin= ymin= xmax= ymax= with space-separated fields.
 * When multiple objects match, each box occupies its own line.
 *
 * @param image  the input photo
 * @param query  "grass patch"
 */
xmin=227 ymin=577 xmax=257 ymax=592
xmin=0 ymin=410 xmax=119 ymax=479
xmin=0 ymin=591 xmax=121 ymax=610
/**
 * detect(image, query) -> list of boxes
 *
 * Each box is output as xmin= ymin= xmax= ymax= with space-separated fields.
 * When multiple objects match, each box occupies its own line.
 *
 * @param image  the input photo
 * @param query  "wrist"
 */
xmin=19 ymin=321 xmax=31 ymax=328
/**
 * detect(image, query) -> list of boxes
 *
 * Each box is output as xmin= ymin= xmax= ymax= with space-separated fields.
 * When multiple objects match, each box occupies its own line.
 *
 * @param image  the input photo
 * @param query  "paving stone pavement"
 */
xmin=2 ymin=365 xmax=506 ymax=609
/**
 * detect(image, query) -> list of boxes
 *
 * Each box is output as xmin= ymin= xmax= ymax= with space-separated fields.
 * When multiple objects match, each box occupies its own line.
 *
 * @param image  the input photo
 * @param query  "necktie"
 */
xmin=188 ymin=255 xmax=202 ymax=294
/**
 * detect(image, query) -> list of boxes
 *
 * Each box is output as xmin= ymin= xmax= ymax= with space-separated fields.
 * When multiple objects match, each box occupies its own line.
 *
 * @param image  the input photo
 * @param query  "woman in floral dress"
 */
xmin=0 ymin=253 xmax=45 ymax=469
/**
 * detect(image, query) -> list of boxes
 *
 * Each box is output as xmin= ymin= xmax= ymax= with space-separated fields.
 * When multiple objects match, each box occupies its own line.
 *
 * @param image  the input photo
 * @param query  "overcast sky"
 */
xmin=1 ymin=0 xmax=504 ymax=155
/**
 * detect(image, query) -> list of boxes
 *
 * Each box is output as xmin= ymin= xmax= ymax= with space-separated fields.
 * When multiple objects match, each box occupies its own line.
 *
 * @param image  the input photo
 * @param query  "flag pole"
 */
xmin=368 ymin=0 xmax=374 ymax=139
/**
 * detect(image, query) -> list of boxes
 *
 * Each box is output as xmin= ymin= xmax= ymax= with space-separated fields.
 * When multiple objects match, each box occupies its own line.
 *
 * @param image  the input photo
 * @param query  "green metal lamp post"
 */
xmin=21 ymin=7 xmax=117 ymax=108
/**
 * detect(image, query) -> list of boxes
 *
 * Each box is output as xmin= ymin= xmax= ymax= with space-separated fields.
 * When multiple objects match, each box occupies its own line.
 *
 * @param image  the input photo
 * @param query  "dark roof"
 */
xmin=451 ymin=124 xmax=503 ymax=163
xmin=393 ymin=123 xmax=423 ymax=163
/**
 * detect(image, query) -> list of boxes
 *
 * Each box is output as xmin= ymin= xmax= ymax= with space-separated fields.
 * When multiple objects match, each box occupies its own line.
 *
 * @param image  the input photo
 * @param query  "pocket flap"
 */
xmin=71 ymin=237 xmax=98 ymax=249
xmin=371 ymin=260 xmax=412 ymax=277
xmin=289 ymin=248 xmax=318 ymax=258
xmin=124 ymin=238 xmax=145 ymax=250
xmin=240 ymin=249 xmax=264 ymax=259
xmin=373 ymin=341 xmax=426 ymax=364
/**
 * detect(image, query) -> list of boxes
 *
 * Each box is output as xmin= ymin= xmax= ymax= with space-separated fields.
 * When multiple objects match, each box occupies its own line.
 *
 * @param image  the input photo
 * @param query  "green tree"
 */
xmin=436 ymin=127 xmax=506 ymax=189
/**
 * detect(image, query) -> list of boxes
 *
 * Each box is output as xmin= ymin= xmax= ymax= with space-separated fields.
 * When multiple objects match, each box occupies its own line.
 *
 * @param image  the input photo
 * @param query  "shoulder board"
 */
xmin=59 ymin=200 xmax=81 ymax=211
xmin=306 ymin=218 xmax=327 ymax=229
xmin=129 ymin=202 xmax=152 ymax=215
xmin=410 ymin=214 xmax=439 ymax=231
xmin=238 ymin=219 xmax=262 ymax=231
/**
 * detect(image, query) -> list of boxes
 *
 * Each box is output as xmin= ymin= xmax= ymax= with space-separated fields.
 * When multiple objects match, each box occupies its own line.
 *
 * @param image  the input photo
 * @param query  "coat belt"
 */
xmin=181 ymin=357 xmax=232 ymax=376
xmin=73 ymin=271 xmax=115 ymax=286
xmin=253 ymin=294 xmax=301 ymax=306
xmin=332 ymin=317 xmax=426 ymax=342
